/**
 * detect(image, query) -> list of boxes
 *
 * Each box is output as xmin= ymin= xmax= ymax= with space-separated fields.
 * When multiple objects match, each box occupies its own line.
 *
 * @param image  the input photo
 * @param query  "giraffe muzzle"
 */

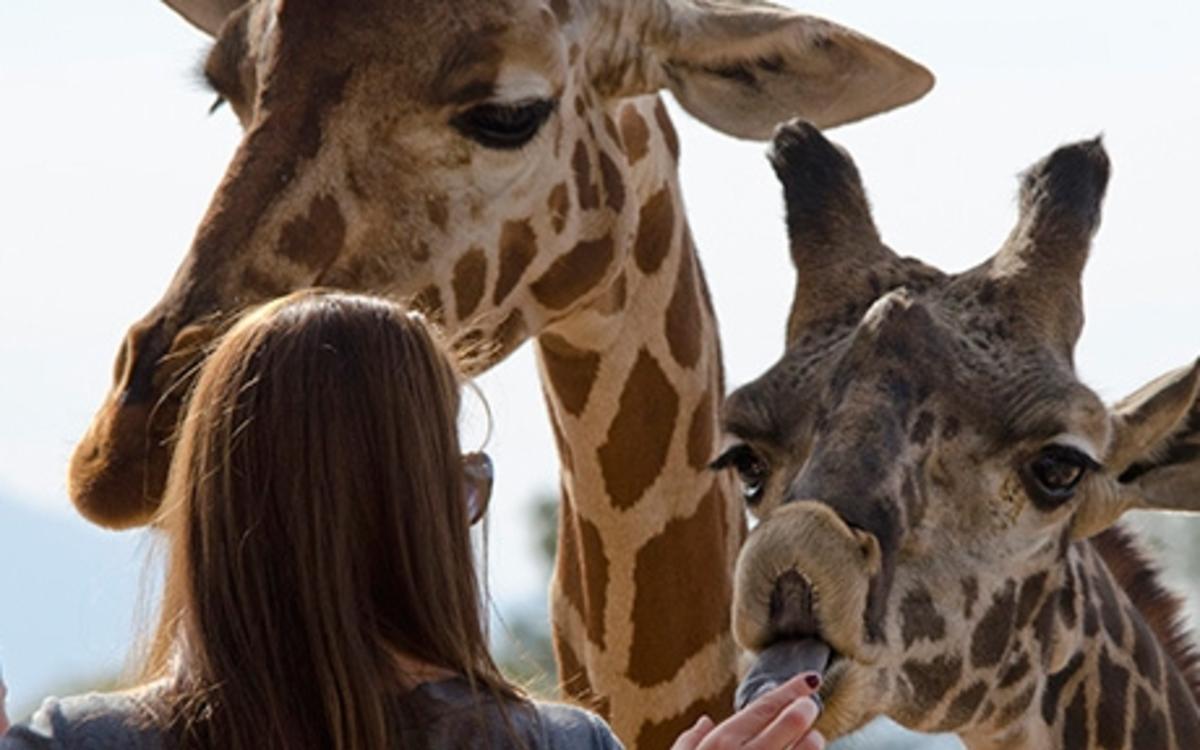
xmin=733 ymin=499 xmax=883 ymax=664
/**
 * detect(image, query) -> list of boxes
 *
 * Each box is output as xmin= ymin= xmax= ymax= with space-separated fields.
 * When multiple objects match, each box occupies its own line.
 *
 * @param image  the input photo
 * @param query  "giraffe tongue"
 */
xmin=735 ymin=639 xmax=832 ymax=711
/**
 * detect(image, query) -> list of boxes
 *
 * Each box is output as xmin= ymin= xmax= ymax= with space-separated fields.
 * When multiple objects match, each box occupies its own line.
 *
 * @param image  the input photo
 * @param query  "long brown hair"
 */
xmin=140 ymin=290 xmax=519 ymax=749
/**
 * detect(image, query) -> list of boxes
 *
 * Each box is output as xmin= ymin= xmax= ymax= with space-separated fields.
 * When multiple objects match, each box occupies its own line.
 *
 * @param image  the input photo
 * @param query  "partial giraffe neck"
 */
xmin=961 ymin=527 xmax=1200 ymax=749
xmin=539 ymin=96 xmax=741 ymax=748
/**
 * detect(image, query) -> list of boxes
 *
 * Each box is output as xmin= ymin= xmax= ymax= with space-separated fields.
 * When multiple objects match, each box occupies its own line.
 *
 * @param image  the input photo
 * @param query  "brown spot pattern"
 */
xmin=1133 ymin=685 xmax=1169 ymax=748
xmin=492 ymin=308 xmax=527 ymax=360
xmin=971 ymin=581 xmax=1016 ymax=668
xmin=412 ymin=284 xmax=444 ymax=326
xmin=620 ymin=105 xmax=651 ymax=165
xmin=900 ymin=587 xmax=946 ymax=649
xmin=494 ymin=220 xmax=537 ymax=305
xmin=598 ymin=150 xmax=625 ymax=213
xmin=598 ymin=349 xmax=680 ymax=510
xmin=686 ymin=390 xmax=715 ymax=471
xmin=1131 ymin=614 xmax=1163 ymax=685
xmin=425 ymin=194 xmax=448 ymax=230
xmin=277 ymin=193 xmax=346 ymax=271
xmin=1094 ymin=570 xmax=1127 ymax=646
xmin=1016 ymin=572 xmax=1048 ymax=629
xmin=578 ymin=514 xmax=609 ymax=650
xmin=903 ymin=654 xmax=962 ymax=714
xmin=1095 ymin=646 xmax=1129 ymax=749
xmin=962 ymin=577 xmax=979 ymax=619
xmin=665 ymin=249 xmax=703 ymax=369
xmin=937 ymin=681 xmax=987 ymax=732
xmin=1061 ymin=685 xmax=1088 ymax=750
xmin=633 ymin=186 xmax=675 ymax=275
xmin=1033 ymin=595 xmax=1058 ymax=666
xmin=1059 ymin=565 xmax=1078 ymax=629
xmin=1078 ymin=568 xmax=1099 ymax=637
xmin=573 ymin=140 xmax=599 ymax=210
xmin=531 ymin=236 xmax=615 ymax=311
xmin=603 ymin=114 xmax=621 ymax=146
xmin=555 ymin=484 xmax=586 ymax=615
xmin=539 ymin=333 xmax=601 ymax=417
xmin=654 ymin=98 xmax=680 ymax=162
xmin=451 ymin=248 xmax=487 ymax=321
xmin=636 ymin=681 xmax=736 ymax=749
xmin=548 ymin=182 xmax=571 ymax=234
xmin=1041 ymin=651 xmax=1084 ymax=725
xmin=628 ymin=482 xmax=730 ymax=686
xmin=998 ymin=651 xmax=1031 ymax=689
xmin=997 ymin=684 xmax=1036 ymax=727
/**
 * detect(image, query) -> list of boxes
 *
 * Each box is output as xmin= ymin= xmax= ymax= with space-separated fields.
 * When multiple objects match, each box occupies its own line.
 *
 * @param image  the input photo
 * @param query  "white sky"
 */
xmin=2 ymin=0 xmax=1199 ymax=736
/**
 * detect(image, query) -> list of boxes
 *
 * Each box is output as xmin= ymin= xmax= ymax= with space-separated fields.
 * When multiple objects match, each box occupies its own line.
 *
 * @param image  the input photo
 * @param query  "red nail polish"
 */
xmin=805 ymin=673 xmax=821 ymax=690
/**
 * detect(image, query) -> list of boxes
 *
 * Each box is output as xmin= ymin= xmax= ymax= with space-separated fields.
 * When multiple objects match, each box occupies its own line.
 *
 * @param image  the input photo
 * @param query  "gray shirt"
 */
xmin=1 ymin=678 xmax=624 ymax=749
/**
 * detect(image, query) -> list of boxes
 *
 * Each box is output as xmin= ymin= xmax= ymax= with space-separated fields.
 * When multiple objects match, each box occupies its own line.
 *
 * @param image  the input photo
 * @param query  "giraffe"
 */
xmin=718 ymin=120 xmax=1200 ymax=749
xmin=66 ymin=0 xmax=933 ymax=745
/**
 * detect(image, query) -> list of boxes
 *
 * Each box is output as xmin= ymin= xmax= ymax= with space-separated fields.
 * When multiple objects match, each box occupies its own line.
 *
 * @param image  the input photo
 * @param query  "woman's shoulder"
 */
xmin=529 ymin=700 xmax=625 ymax=750
xmin=412 ymin=679 xmax=624 ymax=749
xmin=1 ymin=682 xmax=169 ymax=750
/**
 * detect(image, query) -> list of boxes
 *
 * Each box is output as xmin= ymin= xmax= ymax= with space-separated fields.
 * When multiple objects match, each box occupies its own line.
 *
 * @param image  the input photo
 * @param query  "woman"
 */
xmin=1 ymin=291 xmax=824 ymax=749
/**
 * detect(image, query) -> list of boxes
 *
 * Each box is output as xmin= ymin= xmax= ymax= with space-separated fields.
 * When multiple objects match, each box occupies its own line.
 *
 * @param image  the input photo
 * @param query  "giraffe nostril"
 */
xmin=118 ymin=319 xmax=172 ymax=407
xmin=770 ymin=569 xmax=821 ymax=639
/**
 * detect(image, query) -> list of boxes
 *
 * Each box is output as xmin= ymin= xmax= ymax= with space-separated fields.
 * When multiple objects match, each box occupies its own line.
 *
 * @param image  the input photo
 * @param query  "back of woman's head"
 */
xmin=146 ymin=291 xmax=508 ymax=749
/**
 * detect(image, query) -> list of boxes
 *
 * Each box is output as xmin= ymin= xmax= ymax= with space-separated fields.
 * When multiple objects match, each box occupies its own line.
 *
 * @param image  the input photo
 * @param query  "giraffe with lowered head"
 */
xmin=720 ymin=121 xmax=1200 ymax=748
xmin=69 ymin=0 xmax=932 ymax=745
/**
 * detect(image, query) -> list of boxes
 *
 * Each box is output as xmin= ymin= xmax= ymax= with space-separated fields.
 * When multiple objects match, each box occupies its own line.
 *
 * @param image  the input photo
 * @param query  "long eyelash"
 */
xmin=208 ymin=96 xmax=227 ymax=115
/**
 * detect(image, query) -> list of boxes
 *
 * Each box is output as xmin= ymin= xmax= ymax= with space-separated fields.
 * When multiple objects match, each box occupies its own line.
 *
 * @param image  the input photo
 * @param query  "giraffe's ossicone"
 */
xmin=722 ymin=121 xmax=1200 ymax=749
xmin=71 ymin=1 xmax=933 ymax=745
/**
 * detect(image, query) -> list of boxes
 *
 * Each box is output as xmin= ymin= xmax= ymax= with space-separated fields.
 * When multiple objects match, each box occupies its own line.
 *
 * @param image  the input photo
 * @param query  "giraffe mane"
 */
xmin=1090 ymin=523 xmax=1200 ymax=706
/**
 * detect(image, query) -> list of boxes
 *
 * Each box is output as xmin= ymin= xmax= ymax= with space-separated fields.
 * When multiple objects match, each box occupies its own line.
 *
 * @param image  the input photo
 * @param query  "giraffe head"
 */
xmin=722 ymin=122 xmax=1200 ymax=740
xmin=69 ymin=0 xmax=933 ymax=529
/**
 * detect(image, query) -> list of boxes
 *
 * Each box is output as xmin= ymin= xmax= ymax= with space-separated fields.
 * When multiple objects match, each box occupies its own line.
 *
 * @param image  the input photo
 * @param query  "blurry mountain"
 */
xmin=0 ymin=489 xmax=153 ymax=721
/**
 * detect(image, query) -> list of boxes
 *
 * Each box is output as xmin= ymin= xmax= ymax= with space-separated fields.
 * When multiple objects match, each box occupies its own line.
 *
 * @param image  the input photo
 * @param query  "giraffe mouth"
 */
xmin=735 ymin=638 xmax=834 ymax=711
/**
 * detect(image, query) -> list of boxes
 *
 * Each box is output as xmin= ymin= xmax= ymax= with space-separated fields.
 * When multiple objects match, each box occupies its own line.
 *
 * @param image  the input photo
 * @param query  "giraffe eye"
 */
xmin=451 ymin=99 xmax=557 ymax=150
xmin=1026 ymin=445 xmax=1099 ymax=505
xmin=712 ymin=444 xmax=770 ymax=505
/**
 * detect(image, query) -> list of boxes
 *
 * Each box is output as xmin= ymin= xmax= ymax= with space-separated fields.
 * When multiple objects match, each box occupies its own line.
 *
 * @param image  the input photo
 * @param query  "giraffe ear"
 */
xmin=162 ymin=0 xmax=245 ymax=36
xmin=1073 ymin=359 xmax=1200 ymax=539
xmin=1110 ymin=359 xmax=1200 ymax=511
xmin=596 ymin=1 xmax=933 ymax=139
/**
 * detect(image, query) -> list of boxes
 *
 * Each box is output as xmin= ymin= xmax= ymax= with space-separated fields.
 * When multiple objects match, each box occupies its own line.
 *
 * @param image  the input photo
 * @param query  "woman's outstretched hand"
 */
xmin=671 ymin=672 xmax=824 ymax=750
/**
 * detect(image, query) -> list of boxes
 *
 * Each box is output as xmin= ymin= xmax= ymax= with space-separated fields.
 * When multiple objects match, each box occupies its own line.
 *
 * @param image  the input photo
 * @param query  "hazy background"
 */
xmin=2 ymin=0 xmax=1198 ymax=745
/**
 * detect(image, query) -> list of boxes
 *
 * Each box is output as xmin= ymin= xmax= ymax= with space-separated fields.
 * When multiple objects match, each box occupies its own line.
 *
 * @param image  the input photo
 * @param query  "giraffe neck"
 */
xmin=960 ymin=533 xmax=1200 ymax=750
xmin=536 ymin=97 xmax=741 ymax=750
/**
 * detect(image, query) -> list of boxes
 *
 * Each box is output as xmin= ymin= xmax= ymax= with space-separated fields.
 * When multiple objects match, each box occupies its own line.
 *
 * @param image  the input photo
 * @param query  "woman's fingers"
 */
xmin=791 ymin=729 xmax=826 ymax=750
xmin=742 ymin=696 xmax=821 ymax=750
xmin=670 ymin=715 xmax=717 ymax=750
xmin=695 ymin=672 xmax=821 ymax=748
xmin=670 ymin=672 xmax=823 ymax=750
